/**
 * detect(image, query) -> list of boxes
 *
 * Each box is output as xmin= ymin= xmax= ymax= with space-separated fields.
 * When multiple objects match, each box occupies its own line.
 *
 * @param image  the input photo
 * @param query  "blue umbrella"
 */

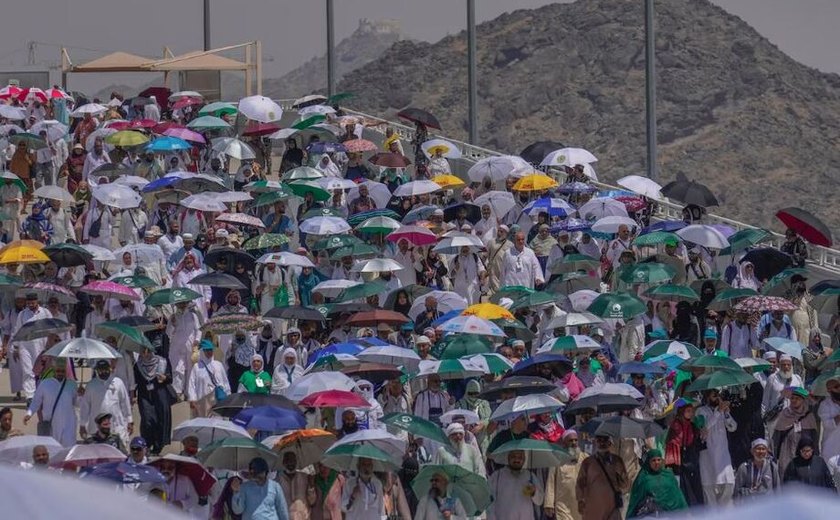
xmin=81 ymin=461 xmax=166 ymax=484
xmin=523 ymin=197 xmax=573 ymax=218
xmin=233 ymin=406 xmax=306 ymax=432
xmin=308 ymin=142 xmax=347 ymax=154
xmin=617 ymin=361 xmax=666 ymax=375
xmin=644 ymin=353 xmax=684 ymax=371
xmin=639 ymin=220 xmax=687 ymax=235
xmin=598 ymin=189 xmax=637 ymax=199
xmin=402 ymin=205 xmax=438 ymax=224
xmin=763 ymin=337 xmax=805 ymax=361
xmin=551 ymin=218 xmax=590 ymax=233
xmin=431 ymin=309 xmax=465 ymax=327
xmin=308 ymin=342 xmax=364 ymax=366
xmin=510 ymin=353 xmax=573 ymax=376
xmin=141 ymin=176 xmax=180 ymax=193
xmin=146 ymin=136 xmax=192 ymax=152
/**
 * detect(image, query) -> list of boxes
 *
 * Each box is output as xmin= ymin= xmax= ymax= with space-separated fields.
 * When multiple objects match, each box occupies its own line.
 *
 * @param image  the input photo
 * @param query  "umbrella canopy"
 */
xmin=387 ymin=225 xmax=438 ymax=246
xmin=619 ymin=263 xmax=676 ymax=285
xmin=44 ymin=337 xmax=119 ymax=360
xmin=238 ymin=95 xmax=283 ymax=123
xmin=211 ymin=392 xmax=298 ymax=418
xmin=685 ymin=369 xmax=758 ymax=392
xmin=144 ymin=287 xmax=202 ymax=306
xmin=617 ymin=175 xmax=663 ymax=199
xmin=537 ymin=334 xmax=602 ymax=354
xmin=587 ymin=292 xmax=646 ymax=319
xmin=415 ymin=359 xmax=485 ymax=380
xmin=94 ymin=321 xmax=153 ymax=352
xmin=466 ymin=353 xmax=514 ymax=375
xmin=91 ymin=184 xmax=141 ymax=209
xmin=617 ymin=361 xmax=667 ymax=375
xmin=148 ymin=454 xmax=217 ymax=496
xmin=357 ymin=345 xmax=421 ymax=370
xmin=79 ymin=280 xmax=140 ymax=301
xmin=720 ymin=228 xmax=774 ymax=255
xmin=540 ymin=147 xmax=597 ymax=167
xmin=187 ymin=115 xmax=230 ymax=130
xmin=676 ymin=225 xmax=730 ymax=249
xmin=411 ymin=465 xmax=491 ymax=516
xmin=439 ymin=315 xmax=506 ymax=337
xmin=740 ymin=248 xmax=794 ymax=281
xmin=299 ymin=216 xmax=351 ymax=236
xmin=323 ymin=443 xmax=399 ymax=473
xmin=397 ymin=107 xmax=441 ymax=129
xmin=633 ymin=231 xmax=681 ymax=247
xmin=285 ymin=371 xmax=358 ymax=402
xmin=43 ymin=243 xmax=93 ymax=267
xmin=382 ymin=413 xmax=449 ymax=444
xmin=734 ymin=295 xmax=798 ymax=313
xmin=394 ymin=180 xmax=440 ymax=197
xmin=0 ymin=246 xmax=50 ymax=264
xmin=33 ymin=185 xmax=74 ymax=203
xmin=201 ymin=313 xmax=264 ymax=334
xmin=478 ymin=376 xmax=555 ymax=401
xmin=330 ymin=428 xmax=407 ymax=460
xmin=644 ymin=283 xmax=700 ymax=302
xmin=270 ymin=429 xmax=336 ymax=468
xmin=212 ymin=137 xmax=256 ymax=160
xmin=660 ymin=177 xmax=719 ymax=207
xmin=509 ymin=353 xmax=573 ymax=377
xmin=263 ymin=305 xmax=327 ymax=321
xmin=565 ymin=391 xmax=641 ymax=415
xmin=679 ymin=354 xmax=743 ymax=372
xmin=488 ymin=438 xmax=573 ymax=468
xmin=350 ymin=258 xmax=404 ymax=273
xmin=12 ymin=318 xmax=72 ymax=342
xmin=490 ymin=394 xmax=565 ymax=421
xmin=580 ymin=416 xmax=664 ymax=439
xmin=776 ymin=207 xmax=832 ymax=247
xmin=196 ymin=437 xmax=278 ymax=471
xmin=591 ymin=215 xmax=637 ymax=234
xmin=761 ymin=267 xmax=810 ymax=297
xmin=368 ymin=152 xmax=411 ymax=168
xmin=544 ymin=311 xmax=603 ymax=329
xmin=232 ymin=406 xmax=306 ymax=432
xmin=763 ymin=337 xmax=805 ymax=361
xmin=512 ymin=174 xmax=558 ymax=192
xmin=519 ymin=142 xmax=564 ymax=165
xmin=187 ymin=272 xmax=247 ymax=289
xmin=298 ymin=390 xmax=369 ymax=408
xmin=438 ymin=335 xmax=495 ymax=359
xmin=707 ymin=287 xmax=759 ymax=311
xmin=52 ymin=444 xmax=125 ymax=470
xmin=642 ymin=340 xmax=703 ymax=360
xmin=0 ymin=435 xmax=62 ymax=464
xmin=81 ymin=461 xmax=166 ymax=485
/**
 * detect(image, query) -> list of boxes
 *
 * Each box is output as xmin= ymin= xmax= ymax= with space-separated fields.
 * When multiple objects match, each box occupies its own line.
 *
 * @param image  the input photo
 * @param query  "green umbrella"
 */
xmin=509 ymin=291 xmax=564 ymax=311
xmin=253 ymin=189 xmax=298 ymax=208
xmin=548 ymin=254 xmax=600 ymax=275
xmin=439 ymin=335 xmax=494 ymax=359
xmin=197 ymin=438 xmax=278 ymax=471
xmin=382 ymin=413 xmax=449 ymax=444
xmin=187 ymin=115 xmax=231 ymax=130
xmin=633 ymin=231 xmax=681 ymax=247
xmin=302 ymin=207 xmax=344 ymax=220
xmin=545 ymin=271 xmax=602 ymax=295
xmin=334 ymin=280 xmax=387 ymax=303
xmin=761 ymin=267 xmax=809 ymax=296
xmin=312 ymin=234 xmax=364 ymax=251
xmin=707 ymin=288 xmax=759 ymax=311
xmin=489 ymin=285 xmax=535 ymax=304
xmin=810 ymin=368 xmax=840 ymax=396
xmin=491 ymin=317 xmax=535 ymax=340
xmin=346 ymin=209 xmax=402 ymax=228
xmin=356 ymin=216 xmax=402 ymax=234
xmin=0 ymin=209 xmax=14 ymax=221
xmin=110 ymin=275 xmax=158 ymax=289
xmin=330 ymin=243 xmax=380 ymax=260
xmin=411 ymin=464 xmax=491 ymax=516
xmin=643 ymin=284 xmax=699 ymax=302
xmin=466 ymin=353 xmax=514 ymax=375
xmin=323 ymin=443 xmax=399 ymax=472
xmin=811 ymin=288 xmax=840 ymax=315
xmin=199 ymin=101 xmax=237 ymax=116
xmin=9 ymin=132 xmax=46 ymax=150
xmin=327 ymin=92 xmax=353 ymax=104
xmin=242 ymin=233 xmax=290 ymax=251
xmin=307 ymin=353 xmax=361 ymax=372
xmin=720 ymin=228 xmax=773 ymax=255
xmin=283 ymin=166 xmax=324 ymax=182
xmin=292 ymin=115 xmax=326 ymax=130
xmin=95 ymin=321 xmax=153 ymax=352
xmin=0 ymin=273 xmax=23 ymax=286
xmin=244 ymin=180 xmax=289 ymax=193
xmin=488 ymin=438 xmax=573 ymax=468
xmin=619 ymin=262 xmax=676 ymax=285
xmin=641 ymin=340 xmax=703 ymax=360
xmin=145 ymin=287 xmax=202 ymax=306
xmin=287 ymin=182 xmax=330 ymax=202
xmin=678 ymin=354 xmax=742 ymax=372
xmin=587 ymin=292 xmax=646 ymax=319
xmin=0 ymin=171 xmax=27 ymax=192
xmin=685 ymin=369 xmax=757 ymax=392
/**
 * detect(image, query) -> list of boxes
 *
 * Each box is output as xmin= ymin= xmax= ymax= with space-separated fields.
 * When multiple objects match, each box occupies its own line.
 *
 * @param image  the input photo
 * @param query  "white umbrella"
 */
xmin=347 ymin=180 xmax=391 ymax=208
xmin=439 ymin=315 xmax=506 ymax=337
xmin=285 ymin=371 xmax=357 ymax=402
xmin=211 ymin=137 xmax=256 ymax=160
xmin=299 ymin=216 xmax=351 ymax=236
xmin=312 ymin=279 xmax=362 ymax=298
xmin=617 ymin=175 xmax=663 ymax=200
xmin=490 ymin=394 xmax=565 ymax=421
xmin=34 ymin=185 xmax=74 ymax=203
xmin=540 ymin=147 xmax=598 ymax=167
xmin=356 ymin=216 xmax=402 ymax=234
xmin=91 ymin=184 xmax=141 ymax=209
xmin=433 ymin=233 xmax=486 ymax=255
xmin=317 ymin=177 xmax=357 ymax=191
xmin=180 ymin=193 xmax=228 ymax=212
xmin=421 ymin=138 xmax=462 ymax=159
xmin=578 ymin=382 xmax=644 ymax=400
xmin=298 ymin=104 xmax=335 ymax=117
xmin=467 ymin=155 xmax=530 ymax=182
xmin=257 ymin=252 xmax=314 ymax=267
xmin=473 ymin=190 xmax=516 ymax=218
xmin=113 ymin=175 xmax=150 ymax=190
xmin=408 ymin=290 xmax=469 ymax=320
xmin=0 ymin=123 xmax=25 ymax=135
xmin=215 ymin=191 xmax=253 ymax=203
xmin=172 ymin=417 xmax=251 ymax=446
xmin=293 ymin=94 xmax=328 ymax=108
xmin=439 ymin=409 xmax=482 ymax=426
xmin=394 ymin=180 xmax=441 ymax=197
xmin=169 ymin=90 xmax=203 ymax=100
xmin=81 ymin=244 xmax=116 ymax=262
xmin=350 ymin=258 xmax=404 ymax=273
xmin=85 ymin=128 xmax=116 ymax=153
xmin=0 ymin=435 xmax=62 ymax=464
xmin=0 ymin=465 xmax=188 ymax=520
xmin=0 ymin=105 xmax=26 ymax=120
xmin=113 ymin=243 xmax=166 ymax=264
xmin=568 ymin=290 xmax=600 ymax=312
xmin=52 ymin=443 xmax=126 ymax=468
xmin=30 ymin=120 xmax=68 ymax=142
xmin=71 ymin=103 xmax=107 ymax=117
xmin=676 ymin=224 xmax=730 ymax=249
xmin=415 ymin=359 xmax=486 ymax=380
xmin=577 ymin=197 xmax=628 ymax=219
xmin=591 ymin=216 xmax=638 ymax=234
xmin=357 ymin=345 xmax=422 ymax=371
xmin=238 ymin=95 xmax=283 ymax=123
xmin=44 ymin=337 xmax=119 ymax=360
xmin=544 ymin=311 xmax=603 ymax=329
xmin=329 ymin=429 xmax=407 ymax=460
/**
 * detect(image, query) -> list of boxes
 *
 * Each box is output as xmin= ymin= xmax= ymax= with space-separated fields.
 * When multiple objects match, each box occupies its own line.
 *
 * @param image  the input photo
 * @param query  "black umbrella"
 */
xmin=478 ymin=376 xmax=555 ymax=401
xmin=509 ymin=353 xmax=574 ymax=377
xmin=204 ymin=247 xmax=256 ymax=273
xmin=660 ymin=175 xmax=719 ymax=207
xmin=443 ymin=202 xmax=481 ymax=224
xmin=811 ymin=279 xmax=840 ymax=294
xmin=519 ymin=141 xmax=565 ymax=165
xmin=396 ymin=108 xmax=441 ymax=130
xmin=43 ymin=243 xmax=93 ymax=267
xmin=578 ymin=416 xmax=664 ymax=439
xmin=13 ymin=318 xmax=73 ymax=341
xmin=116 ymin=315 xmax=157 ymax=332
xmin=188 ymin=272 xmax=247 ymax=289
xmin=740 ymin=248 xmax=793 ymax=282
xmin=211 ymin=392 xmax=298 ymax=418
xmin=318 ymin=303 xmax=374 ymax=316
xmin=264 ymin=305 xmax=326 ymax=322
xmin=90 ymin=163 xmax=133 ymax=180
xmin=343 ymin=363 xmax=403 ymax=384
xmin=776 ymin=207 xmax=833 ymax=247
xmin=565 ymin=393 xmax=641 ymax=415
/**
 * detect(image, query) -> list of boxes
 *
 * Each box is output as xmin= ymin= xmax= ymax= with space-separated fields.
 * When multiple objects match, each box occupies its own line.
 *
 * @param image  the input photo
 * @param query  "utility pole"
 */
xmin=326 ymin=0 xmax=336 ymax=97
xmin=203 ymin=0 xmax=211 ymax=50
xmin=467 ymin=0 xmax=477 ymax=144
xmin=644 ymin=0 xmax=657 ymax=181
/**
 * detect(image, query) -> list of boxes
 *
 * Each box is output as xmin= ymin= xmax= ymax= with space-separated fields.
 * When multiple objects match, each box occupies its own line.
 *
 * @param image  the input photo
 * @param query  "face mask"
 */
xmin=98 ymin=371 xmax=110 ymax=380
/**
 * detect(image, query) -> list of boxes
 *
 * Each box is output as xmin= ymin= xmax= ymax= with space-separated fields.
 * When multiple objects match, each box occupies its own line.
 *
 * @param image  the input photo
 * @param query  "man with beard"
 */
xmin=696 ymin=389 xmax=738 ymax=506
xmin=433 ymin=422 xmax=485 ymax=475
xmin=81 ymin=137 xmax=111 ymax=181
xmin=721 ymin=311 xmax=760 ymax=358
xmin=341 ymin=457 xmax=384 ymax=520
xmin=256 ymin=322 xmax=283 ymax=369
xmin=762 ymin=354 xmax=802 ymax=427
xmin=12 ymin=293 xmax=52 ymax=402
xmin=187 ymin=340 xmax=230 ymax=418
xmin=413 ymin=373 xmax=451 ymax=426
xmin=83 ymin=412 xmax=125 ymax=453
xmin=754 ymin=351 xmax=778 ymax=388
xmin=277 ymin=452 xmax=316 ymax=520
xmin=159 ymin=456 xmax=200 ymax=513
xmin=488 ymin=449 xmax=545 ymax=520
xmin=546 ymin=430 xmax=587 ymax=520
xmin=79 ymin=360 xmax=132 ymax=447
xmin=576 ymin=435 xmax=629 ymax=520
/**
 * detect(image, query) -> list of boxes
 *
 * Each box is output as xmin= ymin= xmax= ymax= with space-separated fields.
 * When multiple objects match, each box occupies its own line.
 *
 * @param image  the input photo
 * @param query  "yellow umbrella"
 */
xmin=105 ymin=130 xmax=149 ymax=147
xmin=462 ymin=303 xmax=515 ymax=320
xmin=0 ymin=239 xmax=45 ymax=255
xmin=512 ymin=174 xmax=558 ymax=192
xmin=432 ymin=174 xmax=465 ymax=189
xmin=0 ymin=246 xmax=50 ymax=265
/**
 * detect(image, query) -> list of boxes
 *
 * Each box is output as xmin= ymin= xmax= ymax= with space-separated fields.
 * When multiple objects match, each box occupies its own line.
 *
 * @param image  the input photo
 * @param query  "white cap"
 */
xmin=763 ymin=351 xmax=777 ymax=360
xmin=751 ymin=438 xmax=768 ymax=449
xmin=445 ymin=423 xmax=464 ymax=436
xmin=779 ymin=354 xmax=792 ymax=362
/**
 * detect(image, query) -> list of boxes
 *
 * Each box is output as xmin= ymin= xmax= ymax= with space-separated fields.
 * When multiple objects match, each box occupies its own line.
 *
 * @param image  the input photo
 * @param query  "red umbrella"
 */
xmin=128 ymin=119 xmax=157 ymax=130
xmin=44 ymin=87 xmax=71 ymax=100
xmin=106 ymin=121 xmax=132 ymax=131
xmin=17 ymin=87 xmax=48 ymax=104
xmin=148 ymin=454 xmax=217 ymax=496
xmin=172 ymin=97 xmax=203 ymax=110
xmin=243 ymin=121 xmax=282 ymax=137
xmin=776 ymin=207 xmax=833 ymax=247
xmin=615 ymin=195 xmax=647 ymax=213
xmin=344 ymin=309 xmax=410 ymax=327
xmin=369 ymin=153 xmax=411 ymax=168
xmin=51 ymin=444 xmax=125 ymax=470
xmin=734 ymin=295 xmax=798 ymax=313
xmin=0 ymin=85 xmax=23 ymax=100
xmin=299 ymin=390 xmax=371 ymax=409
xmin=386 ymin=225 xmax=438 ymax=246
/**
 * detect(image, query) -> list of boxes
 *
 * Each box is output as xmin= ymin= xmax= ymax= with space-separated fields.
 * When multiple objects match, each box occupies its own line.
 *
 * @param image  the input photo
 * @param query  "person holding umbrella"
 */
xmin=23 ymin=358 xmax=77 ymax=446
xmin=231 ymin=456 xmax=289 ymax=519
xmin=414 ymin=470 xmax=468 ymax=520
xmin=159 ymin=457 xmax=200 ymax=513
xmin=341 ymin=457 xmax=384 ymax=520
xmin=187 ymin=339 xmax=230 ymax=418
xmin=487 ymin=449 xmax=544 ymax=520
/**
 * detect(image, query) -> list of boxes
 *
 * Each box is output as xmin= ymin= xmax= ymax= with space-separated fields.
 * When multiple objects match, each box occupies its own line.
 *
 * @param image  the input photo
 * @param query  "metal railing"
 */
xmin=274 ymin=99 xmax=840 ymax=277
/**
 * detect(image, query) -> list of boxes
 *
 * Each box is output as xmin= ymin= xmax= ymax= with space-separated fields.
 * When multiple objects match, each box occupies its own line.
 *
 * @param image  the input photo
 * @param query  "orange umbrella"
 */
xmin=512 ymin=174 xmax=558 ymax=192
xmin=272 ymin=428 xmax=336 ymax=467
xmin=0 ymin=246 xmax=50 ymax=265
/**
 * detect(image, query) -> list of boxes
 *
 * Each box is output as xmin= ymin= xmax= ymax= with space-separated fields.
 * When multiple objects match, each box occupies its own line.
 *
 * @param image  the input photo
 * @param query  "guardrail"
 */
xmin=274 ymin=99 xmax=840 ymax=277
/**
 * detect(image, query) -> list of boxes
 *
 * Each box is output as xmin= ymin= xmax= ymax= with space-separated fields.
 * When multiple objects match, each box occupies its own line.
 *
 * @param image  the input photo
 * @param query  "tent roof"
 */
xmin=147 ymin=52 xmax=248 ymax=71
xmin=72 ymin=51 xmax=155 ymax=72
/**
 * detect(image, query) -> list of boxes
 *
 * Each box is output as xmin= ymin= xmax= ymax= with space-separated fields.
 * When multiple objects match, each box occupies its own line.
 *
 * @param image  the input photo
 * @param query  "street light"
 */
xmin=326 ymin=0 xmax=336 ymax=97
xmin=203 ymin=0 xmax=211 ymax=51
xmin=467 ymin=0 xmax=477 ymax=144
xmin=644 ymin=0 xmax=657 ymax=181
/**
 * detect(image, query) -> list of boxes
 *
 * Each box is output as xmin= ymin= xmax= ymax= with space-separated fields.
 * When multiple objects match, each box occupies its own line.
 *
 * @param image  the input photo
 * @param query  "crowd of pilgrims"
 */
xmin=0 ymin=85 xmax=838 ymax=520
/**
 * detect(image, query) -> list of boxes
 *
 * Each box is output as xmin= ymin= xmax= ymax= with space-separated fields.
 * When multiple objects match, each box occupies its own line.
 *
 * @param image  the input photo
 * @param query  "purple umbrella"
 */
xmin=163 ymin=127 xmax=206 ymax=144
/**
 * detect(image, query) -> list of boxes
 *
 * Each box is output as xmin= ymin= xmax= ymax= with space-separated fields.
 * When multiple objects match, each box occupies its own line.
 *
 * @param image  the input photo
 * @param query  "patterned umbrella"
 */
xmin=201 ymin=313 xmax=263 ymax=334
xmin=216 ymin=212 xmax=265 ymax=228
xmin=79 ymin=280 xmax=140 ymax=301
xmin=346 ymin=208 xmax=401 ymax=228
xmin=343 ymin=138 xmax=378 ymax=153
xmin=20 ymin=282 xmax=77 ymax=304
xmin=242 ymin=233 xmax=291 ymax=251
xmin=734 ymin=295 xmax=798 ymax=313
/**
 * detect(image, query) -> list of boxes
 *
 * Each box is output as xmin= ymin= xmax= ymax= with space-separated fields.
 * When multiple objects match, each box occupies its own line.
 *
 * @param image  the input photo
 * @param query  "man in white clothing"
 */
xmin=342 ymin=457 xmax=384 ymax=520
xmin=165 ymin=301 xmax=201 ymax=395
xmin=762 ymin=354 xmax=803 ymax=428
xmin=187 ymin=339 xmax=230 ymax=418
xmin=720 ymin=311 xmax=760 ymax=358
xmin=44 ymin=198 xmax=76 ymax=244
xmin=696 ymin=389 xmax=737 ymax=507
xmin=605 ymin=224 xmax=634 ymax=268
xmin=271 ymin=348 xmax=304 ymax=395
xmin=79 ymin=359 xmax=133 ymax=447
xmin=24 ymin=360 xmax=78 ymax=447
xmin=392 ymin=239 xmax=418 ymax=287
xmin=157 ymin=220 xmax=184 ymax=260
xmin=12 ymin=293 xmax=53 ymax=400
xmin=450 ymin=245 xmax=487 ymax=305
xmin=818 ymin=379 xmax=840 ymax=462
xmin=501 ymin=231 xmax=544 ymax=289
xmin=618 ymin=315 xmax=646 ymax=363
xmin=81 ymin=137 xmax=111 ymax=181
xmin=488 ymin=449 xmax=544 ymax=520
xmin=144 ymin=96 xmax=161 ymax=122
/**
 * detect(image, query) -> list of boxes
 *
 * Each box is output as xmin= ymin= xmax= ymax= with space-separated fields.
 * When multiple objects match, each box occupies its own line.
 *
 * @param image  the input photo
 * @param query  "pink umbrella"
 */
xmin=164 ymin=127 xmax=206 ymax=144
xmin=216 ymin=212 xmax=265 ymax=229
xmin=79 ymin=280 xmax=141 ymax=301
xmin=51 ymin=444 xmax=125 ymax=470
xmin=172 ymin=96 xmax=204 ymax=110
xmin=386 ymin=225 xmax=438 ymax=246
xmin=44 ymin=87 xmax=71 ymax=100
xmin=734 ymin=296 xmax=798 ymax=313
xmin=23 ymin=282 xmax=78 ymax=304
xmin=0 ymin=85 xmax=23 ymax=100
xmin=614 ymin=195 xmax=647 ymax=213
xmin=343 ymin=139 xmax=378 ymax=153
xmin=128 ymin=119 xmax=157 ymax=130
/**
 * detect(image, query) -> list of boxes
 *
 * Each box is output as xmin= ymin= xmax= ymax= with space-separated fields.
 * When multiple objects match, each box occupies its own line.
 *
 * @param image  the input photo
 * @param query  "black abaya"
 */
xmin=133 ymin=357 xmax=174 ymax=454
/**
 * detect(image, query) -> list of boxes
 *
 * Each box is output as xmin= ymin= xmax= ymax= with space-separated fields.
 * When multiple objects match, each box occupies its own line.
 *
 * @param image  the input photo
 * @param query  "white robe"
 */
xmin=187 ymin=358 xmax=230 ymax=402
xmin=696 ymin=405 xmax=737 ymax=485
xmin=13 ymin=306 xmax=53 ymax=398
xmin=82 ymin=204 xmax=114 ymax=248
xmin=45 ymin=207 xmax=76 ymax=244
xmin=166 ymin=309 xmax=201 ymax=394
xmin=27 ymin=377 xmax=78 ymax=447
xmin=393 ymin=249 xmax=417 ymax=287
xmin=818 ymin=398 xmax=840 ymax=461
xmin=415 ymin=494 xmax=468 ymax=520
xmin=450 ymin=253 xmax=485 ymax=305
xmin=342 ymin=476 xmax=384 ymax=520
xmin=79 ymin=375 xmax=132 ymax=444
xmin=270 ymin=363 xmax=304 ymax=395
xmin=501 ymin=247 xmax=544 ymax=289
xmin=488 ymin=467 xmax=545 ymax=520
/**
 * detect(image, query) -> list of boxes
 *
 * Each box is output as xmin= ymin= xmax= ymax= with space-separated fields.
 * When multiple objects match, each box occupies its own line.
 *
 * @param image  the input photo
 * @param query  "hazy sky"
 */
xmin=1 ymin=0 xmax=838 ymax=93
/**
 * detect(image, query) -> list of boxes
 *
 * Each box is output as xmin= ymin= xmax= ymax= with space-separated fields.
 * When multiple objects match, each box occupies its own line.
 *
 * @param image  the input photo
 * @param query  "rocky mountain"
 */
xmin=263 ymin=18 xmax=402 ymax=99
xmin=338 ymin=0 xmax=840 ymax=233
